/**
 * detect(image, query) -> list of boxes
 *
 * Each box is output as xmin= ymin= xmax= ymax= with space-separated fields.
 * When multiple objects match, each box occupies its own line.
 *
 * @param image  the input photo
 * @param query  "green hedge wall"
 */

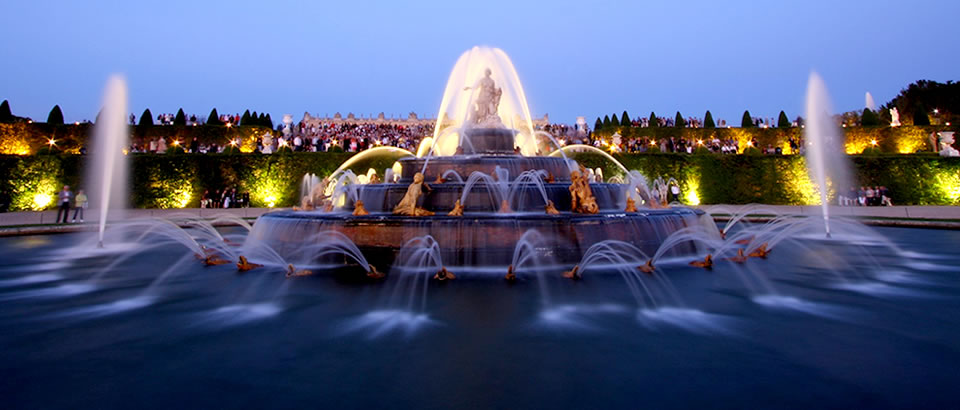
xmin=1 ymin=152 xmax=959 ymax=211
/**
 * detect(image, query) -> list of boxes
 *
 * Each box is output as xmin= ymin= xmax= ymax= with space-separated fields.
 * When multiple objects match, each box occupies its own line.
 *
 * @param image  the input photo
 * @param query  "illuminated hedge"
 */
xmin=1 ymin=152 xmax=959 ymax=210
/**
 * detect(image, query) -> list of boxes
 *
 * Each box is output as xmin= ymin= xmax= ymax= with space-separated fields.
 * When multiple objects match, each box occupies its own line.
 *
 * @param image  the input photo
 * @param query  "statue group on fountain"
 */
xmin=464 ymin=68 xmax=504 ymax=127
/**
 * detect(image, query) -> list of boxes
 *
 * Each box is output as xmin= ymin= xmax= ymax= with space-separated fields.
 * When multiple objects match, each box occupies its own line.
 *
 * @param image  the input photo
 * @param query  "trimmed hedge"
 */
xmin=0 ymin=123 xmax=274 ymax=155
xmin=2 ymin=152 xmax=959 ymax=211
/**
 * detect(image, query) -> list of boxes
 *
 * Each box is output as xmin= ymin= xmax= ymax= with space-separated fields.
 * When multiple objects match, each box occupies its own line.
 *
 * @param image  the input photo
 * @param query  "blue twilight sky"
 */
xmin=1 ymin=0 xmax=958 ymax=125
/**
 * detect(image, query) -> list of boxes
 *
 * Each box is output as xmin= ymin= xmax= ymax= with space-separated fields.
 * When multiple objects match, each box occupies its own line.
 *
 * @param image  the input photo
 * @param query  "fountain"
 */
xmin=804 ymin=72 xmax=853 ymax=238
xmin=89 ymin=75 xmax=130 ymax=247
xmin=248 ymin=47 xmax=706 ymax=271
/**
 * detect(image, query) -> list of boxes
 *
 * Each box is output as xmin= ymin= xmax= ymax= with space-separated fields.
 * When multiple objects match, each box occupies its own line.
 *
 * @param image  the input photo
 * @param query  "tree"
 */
xmin=0 ymin=100 xmax=12 ymax=122
xmin=912 ymin=104 xmax=930 ymax=125
xmin=258 ymin=113 xmax=267 ymax=127
xmin=648 ymin=111 xmax=658 ymax=128
xmin=621 ymin=111 xmax=631 ymax=127
xmin=240 ymin=109 xmax=251 ymax=126
xmin=139 ymin=109 xmax=154 ymax=126
xmin=602 ymin=115 xmax=611 ymax=129
xmin=703 ymin=111 xmax=715 ymax=128
xmin=741 ymin=110 xmax=754 ymax=128
xmin=47 ymin=105 xmax=64 ymax=125
xmin=207 ymin=108 xmax=222 ymax=125
xmin=264 ymin=113 xmax=274 ymax=129
xmin=861 ymin=108 xmax=880 ymax=127
xmin=674 ymin=112 xmax=685 ymax=128
xmin=778 ymin=111 xmax=790 ymax=128
xmin=594 ymin=117 xmax=603 ymax=131
xmin=174 ymin=108 xmax=186 ymax=126
xmin=882 ymin=80 xmax=960 ymax=126
xmin=611 ymin=113 xmax=620 ymax=127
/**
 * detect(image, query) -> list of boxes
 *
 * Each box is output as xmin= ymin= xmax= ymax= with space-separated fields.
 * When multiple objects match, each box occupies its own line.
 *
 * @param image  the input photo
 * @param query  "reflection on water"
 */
xmin=0 ymin=226 xmax=958 ymax=408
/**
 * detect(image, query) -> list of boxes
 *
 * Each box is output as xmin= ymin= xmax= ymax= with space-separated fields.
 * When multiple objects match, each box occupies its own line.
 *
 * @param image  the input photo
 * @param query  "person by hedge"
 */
xmin=56 ymin=185 xmax=72 ymax=224
xmin=72 ymin=189 xmax=87 ymax=223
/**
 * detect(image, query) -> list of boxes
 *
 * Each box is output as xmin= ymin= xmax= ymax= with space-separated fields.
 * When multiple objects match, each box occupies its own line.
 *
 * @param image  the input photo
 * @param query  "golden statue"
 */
xmin=569 ymin=165 xmax=599 ymax=214
xmin=322 ymin=200 xmax=334 ymax=212
xmin=637 ymin=260 xmax=655 ymax=274
xmin=499 ymin=199 xmax=512 ymax=213
xmin=434 ymin=174 xmax=446 ymax=184
xmin=433 ymin=267 xmax=455 ymax=281
xmin=366 ymin=266 xmax=385 ymax=279
xmin=625 ymin=197 xmax=638 ymax=213
xmin=369 ymin=174 xmax=381 ymax=184
xmin=352 ymin=200 xmax=369 ymax=216
xmin=448 ymin=199 xmax=464 ymax=216
xmin=298 ymin=195 xmax=315 ymax=211
xmin=727 ymin=249 xmax=748 ymax=263
xmin=689 ymin=254 xmax=713 ymax=269
xmin=505 ymin=264 xmax=517 ymax=282
xmin=545 ymin=173 xmax=555 ymax=183
xmin=203 ymin=254 xmax=231 ymax=266
xmin=748 ymin=243 xmax=770 ymax=259
xmin=545 ymin=200 xmax=560 ymax=215
xmin=237 ymin=255 xmax=262 ymax=272
xmin=393 ymin=172 xmax=434 ymax=216
xmin=286 ymin=264 xmax=314 ymax=278
xmin=562 ymin=265 xmax=582 ymax=280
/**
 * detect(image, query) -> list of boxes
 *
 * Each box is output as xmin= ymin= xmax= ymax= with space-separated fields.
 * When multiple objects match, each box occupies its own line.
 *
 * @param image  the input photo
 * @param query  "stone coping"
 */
xmin=0 ymin=205 xmax=959 ymax=236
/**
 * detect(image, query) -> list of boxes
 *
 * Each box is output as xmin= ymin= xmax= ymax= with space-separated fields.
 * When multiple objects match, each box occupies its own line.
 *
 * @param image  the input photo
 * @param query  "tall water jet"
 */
xmin=423 ymin=46 xmax=539 ymax=157
xmin=865 ymin=92 xmax=877 ymax=111
xmin=89 ymin=76 xmax=130 ymax=247
xmin=804 ymin=72 xmax=853 ymax=238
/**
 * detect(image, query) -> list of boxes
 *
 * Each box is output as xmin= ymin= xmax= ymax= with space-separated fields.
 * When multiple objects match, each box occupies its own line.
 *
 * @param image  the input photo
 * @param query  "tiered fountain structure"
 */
xmin=248 ymin=47 xmax=704 ymax=272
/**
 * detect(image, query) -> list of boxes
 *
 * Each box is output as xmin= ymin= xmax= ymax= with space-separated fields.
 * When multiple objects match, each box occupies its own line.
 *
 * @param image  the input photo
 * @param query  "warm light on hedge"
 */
xmin=935 ymin=169 xmax=960 ymax=203
xmin=32 ymin=193 xmax=53 ymax=209
xmin=683 ymin=176 xmax=700 ymax=205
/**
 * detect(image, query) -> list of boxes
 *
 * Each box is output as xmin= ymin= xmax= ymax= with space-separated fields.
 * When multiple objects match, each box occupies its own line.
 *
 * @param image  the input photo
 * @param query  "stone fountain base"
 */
xmin=248 ymin=208 xmax=704 ymax=270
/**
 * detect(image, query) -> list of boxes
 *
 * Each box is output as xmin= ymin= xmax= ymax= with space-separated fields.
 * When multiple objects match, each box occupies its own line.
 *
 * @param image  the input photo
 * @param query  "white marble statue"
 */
xmin=463 ymin=68 xmax=503 ymax=127
xmin=282 ymin=114 xmax=294 ymax=137
xmin=262 ymin=132 xmax=274 ymax=154
xmin=938 ymin=131 xmax=958 ymax=157
xmin=890 ymin=107 xmax=901 ymax=127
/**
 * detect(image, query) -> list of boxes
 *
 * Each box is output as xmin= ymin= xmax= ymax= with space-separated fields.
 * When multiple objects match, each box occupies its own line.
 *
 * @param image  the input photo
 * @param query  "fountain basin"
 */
xmin=249 ymin=208 xmax=703 ymax=269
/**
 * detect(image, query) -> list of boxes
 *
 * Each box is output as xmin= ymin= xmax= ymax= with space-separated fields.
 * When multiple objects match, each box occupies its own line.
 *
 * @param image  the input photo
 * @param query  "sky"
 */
xmin=1 ymin=0 xmax=958 ymax=125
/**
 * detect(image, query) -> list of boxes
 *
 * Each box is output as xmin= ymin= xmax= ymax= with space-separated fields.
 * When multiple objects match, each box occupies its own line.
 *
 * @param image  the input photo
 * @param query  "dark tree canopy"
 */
xmin=264 ymin=113 xmax=273 ymax=129
xmin=778 ymin=111 xmax=791 ymax=128
xmin=602 ymin=115 xmax=611 ymax=129
xmin=741 ymin=110 xmax=754 ymax=128
xmin=882 ymin=80 xmax=959 ymax=125
xmin=174 ymin=108 xmax=186 ymax=126
xmin=139 ymin=109 xmax=154 ymax=127
xmin=648 ymin=111 xmax=658 ymax=128
xmin=47 ymin=105 xmax=64 ymax=125
xmin=913 ymin=104 xmax=930 ymax=126
xmin=675 ymin=112 xmax=685 ymax=128
xmin=621 ymin=111 xmax=630 ymax=127
xmin=703 ymin=111 xmax=715 ymax=128
xmin=240 ymin=109 xmax=251 ymax=126
xmin=0 ymin=100 xmax=12 ymax=122
xmin=594 ymin=117 xmax=603 ymax=131
xmin=207 ymin=108 xmax=222 ymax=126
xmin=610 ymin=113 xmax=620 ymax=127
xmin=861 ymin=108 xmax=880 ymax=127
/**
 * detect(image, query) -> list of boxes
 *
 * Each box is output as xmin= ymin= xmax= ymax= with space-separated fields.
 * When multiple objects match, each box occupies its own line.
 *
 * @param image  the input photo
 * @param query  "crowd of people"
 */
xmin=609 ymin=135 xmax=805 ymax=155
xmin=200 ymin=188 xmax=250 ymax=209
xmin=839 ymin=186 xmax=893 ymax=207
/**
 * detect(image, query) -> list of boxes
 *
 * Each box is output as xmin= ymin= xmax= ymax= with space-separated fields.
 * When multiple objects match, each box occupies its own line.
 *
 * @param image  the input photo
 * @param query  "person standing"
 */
xmin=56 ymin=185 xmax=72 ymax=224
xmin=72 ymin=189 xmax=88 ymax=223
